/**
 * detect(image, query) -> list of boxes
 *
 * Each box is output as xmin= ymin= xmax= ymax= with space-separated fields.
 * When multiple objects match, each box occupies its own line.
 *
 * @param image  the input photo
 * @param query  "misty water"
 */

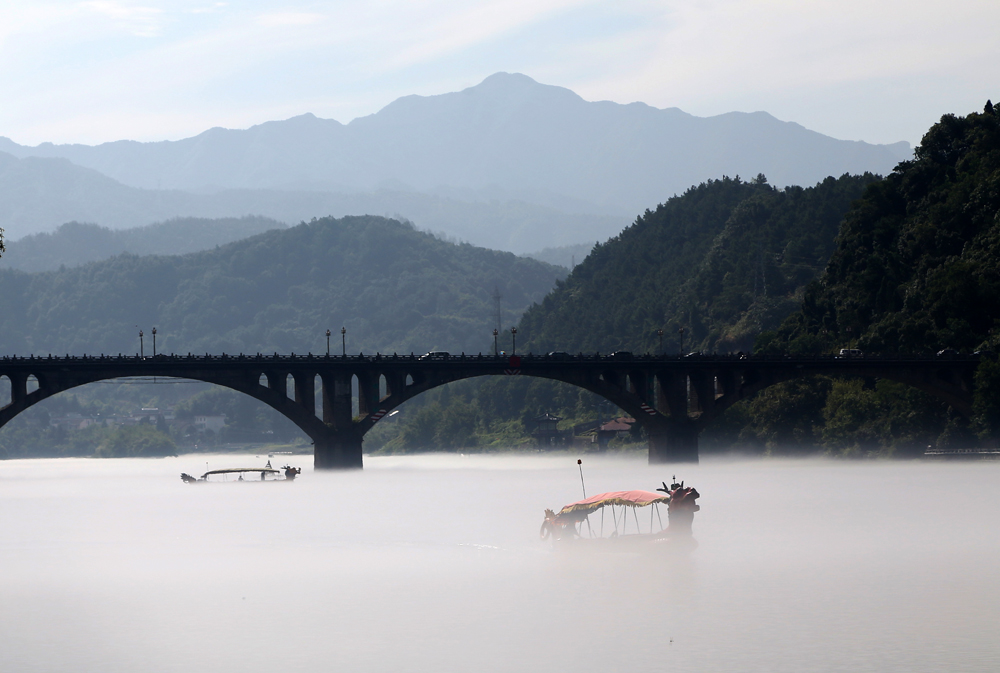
xmin=1 ymin=453 xmax=998 ymax=673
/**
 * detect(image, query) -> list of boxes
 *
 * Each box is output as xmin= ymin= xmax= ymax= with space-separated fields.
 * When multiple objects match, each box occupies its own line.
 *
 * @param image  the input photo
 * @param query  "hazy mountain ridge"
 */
xmin=0 ymin=73 xmax=909 ymax=216
xmin=0 ymin=217 xmax=287 ymax=272
xmin=520 ymin=242 xmax=592 ymax=269
xmin=0 ymin=150 xmax=626 ymax=250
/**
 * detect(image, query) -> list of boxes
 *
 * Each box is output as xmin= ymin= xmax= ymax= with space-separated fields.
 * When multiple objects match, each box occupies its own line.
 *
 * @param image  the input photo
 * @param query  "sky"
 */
xmin=0 ymin=0 xmax=997 ymax=147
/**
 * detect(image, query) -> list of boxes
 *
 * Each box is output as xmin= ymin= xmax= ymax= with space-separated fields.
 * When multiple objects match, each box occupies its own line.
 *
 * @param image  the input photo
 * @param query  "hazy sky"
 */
xmin=1 ymin=0 xmax=997 ymax=147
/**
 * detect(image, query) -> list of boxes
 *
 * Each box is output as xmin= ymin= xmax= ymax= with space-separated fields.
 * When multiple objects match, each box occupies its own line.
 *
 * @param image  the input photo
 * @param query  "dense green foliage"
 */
xmin=0 ymin=415 xmax=176 ymax=459
xmin=1 ymin=216 xmax=285 ymax=272
xmin=0 ymin=381 xmax=223 ymax=458
xmin=739 ymin=102 xmax=1000 ymax=451
xmin=701 ymin=376 xmax=967 ymax=457
xmin=0 ymin=215 xmax=563 ymax=356
xmin=776 ymin=102 xmax=1000 ymax=355
xmin=364 ymin=376 xmax=613 ymax=453
xmin=518 ymin=173 xmax=878 ymax=354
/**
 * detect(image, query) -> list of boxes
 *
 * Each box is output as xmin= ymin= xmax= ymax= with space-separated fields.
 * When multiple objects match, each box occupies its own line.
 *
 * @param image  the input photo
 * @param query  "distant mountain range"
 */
xmin=0 ymin=217 xmax=287 ymax=272
xmin=0 ymin=73 xmax=909 ymax=251
xmin=0 ymin=150 xmax=624 ymax=253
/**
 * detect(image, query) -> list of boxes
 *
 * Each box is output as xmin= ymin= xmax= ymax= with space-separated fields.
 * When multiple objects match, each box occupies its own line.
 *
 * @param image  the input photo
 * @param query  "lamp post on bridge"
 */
xmin=658 ymin=328 xmax=664 ymax=355
xmin=511 ymin=326 xmax=517 ymax=356
xmin=341 ymin=327 xmax=346 ymax=357
xmin=152 ymin=327 xmax=157 ymax=357
xmin=326 ymin=329 xmax=331 ymax=356
xmin=493 ymin=328 xmax=499 ymax=356
xmin=678 ymin=327 xmax=685 ymax=355
xmin=139 ymin=329 xmax=144 ymax=358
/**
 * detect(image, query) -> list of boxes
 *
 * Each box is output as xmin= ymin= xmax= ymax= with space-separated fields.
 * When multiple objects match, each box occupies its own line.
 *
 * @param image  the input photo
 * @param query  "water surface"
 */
xmin=1 ymin=454 xmax=997 ymax=672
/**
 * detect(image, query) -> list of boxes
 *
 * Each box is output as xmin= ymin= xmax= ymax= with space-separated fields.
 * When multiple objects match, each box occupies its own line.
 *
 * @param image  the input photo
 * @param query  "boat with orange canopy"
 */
xmin=540 ymin=478 xmax=700 ymax=548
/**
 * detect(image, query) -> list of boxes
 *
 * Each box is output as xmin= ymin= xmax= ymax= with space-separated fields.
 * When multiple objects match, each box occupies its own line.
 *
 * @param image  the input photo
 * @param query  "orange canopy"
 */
xmin=559 ymin=490 xmax=669 ymax=515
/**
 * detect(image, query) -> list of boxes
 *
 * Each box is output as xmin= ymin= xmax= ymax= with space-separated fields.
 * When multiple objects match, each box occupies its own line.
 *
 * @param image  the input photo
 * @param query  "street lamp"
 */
xmin=341 ymin=326 xmax=346 ymax=357
xmin=678 ymin=327 xmax=686 ymax=355
xmin=511 ymin=326 xmax=517 ymax=355
xmin=493 ymin=328 xmax=499 ymax=356
xmin=139 ymin=329 xmax=144 ymax=358
xmin=152 ymin=327 xmax=157 ymax=357
xmin=657 ymin=328 xmax=664 ymax=355
xmin=326 ymin=329 xmax=331 ymax=356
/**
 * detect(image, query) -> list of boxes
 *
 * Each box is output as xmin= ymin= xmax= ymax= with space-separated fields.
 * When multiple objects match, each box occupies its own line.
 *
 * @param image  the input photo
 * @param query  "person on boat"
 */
xmin=540 ymin=508 xmax=588 ymax=540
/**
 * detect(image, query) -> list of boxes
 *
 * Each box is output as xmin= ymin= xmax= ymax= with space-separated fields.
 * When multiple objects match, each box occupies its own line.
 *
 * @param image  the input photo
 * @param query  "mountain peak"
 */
xmin=464 ymin=71 xmax=583 ymax=103
xmin=473 ymin=72 xmax=540 ymax=89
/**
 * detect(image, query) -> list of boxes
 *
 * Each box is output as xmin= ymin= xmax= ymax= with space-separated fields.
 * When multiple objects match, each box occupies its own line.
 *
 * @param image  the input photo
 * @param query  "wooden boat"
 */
xmin=540 ymin=479 xmax=700 ymax=549
xmin=180 ymin=464 xmax=301 ymax=483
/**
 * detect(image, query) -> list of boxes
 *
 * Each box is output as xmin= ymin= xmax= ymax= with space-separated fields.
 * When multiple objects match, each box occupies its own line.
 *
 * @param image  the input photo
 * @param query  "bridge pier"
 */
xmin=647 ymin=422 xmax=700 ymax=464
xmin=313 ymin=432 xmax=364 ymax=469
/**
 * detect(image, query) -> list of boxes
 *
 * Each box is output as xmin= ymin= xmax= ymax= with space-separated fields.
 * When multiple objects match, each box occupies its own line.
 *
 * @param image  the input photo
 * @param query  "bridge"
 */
xmin=0 ymin=351 xmax=981 ymax=468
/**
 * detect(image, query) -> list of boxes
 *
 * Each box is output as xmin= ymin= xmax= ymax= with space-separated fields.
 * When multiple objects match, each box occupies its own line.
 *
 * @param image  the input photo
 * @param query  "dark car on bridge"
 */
xmin=418 ymin=351 xmax=450 ymax=360
xmin=610 ymin=351 xmax=633 ymax=360
xmin=547 ymin=351 xmax=571 ymax=360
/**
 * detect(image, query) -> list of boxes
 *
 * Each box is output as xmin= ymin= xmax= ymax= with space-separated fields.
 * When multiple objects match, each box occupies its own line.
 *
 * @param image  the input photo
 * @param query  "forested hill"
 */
xmin=0 ymin=216 xmax=564 ymax=356
xmin=517 ymin=173 xmax=879 ymax=354
xmin=775 ymin=102 xmax=1000 ymax=354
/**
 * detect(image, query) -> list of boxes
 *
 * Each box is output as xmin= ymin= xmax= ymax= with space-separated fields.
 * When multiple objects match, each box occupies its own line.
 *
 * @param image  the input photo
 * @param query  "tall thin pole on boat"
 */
xmin=577 ymin=459 xmax=594 ymax=537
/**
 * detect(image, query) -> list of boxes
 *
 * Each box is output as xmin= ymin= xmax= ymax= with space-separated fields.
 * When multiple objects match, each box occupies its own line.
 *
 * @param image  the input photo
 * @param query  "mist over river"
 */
xmin=1 ymin=453 xmax=998 ymax=672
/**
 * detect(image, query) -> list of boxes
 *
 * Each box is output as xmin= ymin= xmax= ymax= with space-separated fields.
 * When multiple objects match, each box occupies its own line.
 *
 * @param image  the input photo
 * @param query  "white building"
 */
xmin=194 ymin=415 xmax=227 ymax=433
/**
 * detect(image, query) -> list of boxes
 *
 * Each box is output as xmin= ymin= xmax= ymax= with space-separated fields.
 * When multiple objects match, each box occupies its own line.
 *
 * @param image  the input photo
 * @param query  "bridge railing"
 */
xmin=0 ymin=352 xmax=986 ymax=365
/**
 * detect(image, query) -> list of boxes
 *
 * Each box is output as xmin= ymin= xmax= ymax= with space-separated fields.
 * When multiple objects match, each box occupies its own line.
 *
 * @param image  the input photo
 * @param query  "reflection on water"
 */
xmin=1 ymin=454 xmax=998 ymax=672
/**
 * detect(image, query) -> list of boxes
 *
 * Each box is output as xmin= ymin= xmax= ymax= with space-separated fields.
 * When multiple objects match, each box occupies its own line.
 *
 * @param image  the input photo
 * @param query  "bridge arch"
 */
xmin=0 ymin=366 xmax=329 ymax=458
xmin=347 ymin=365 xmax=691 ymax=462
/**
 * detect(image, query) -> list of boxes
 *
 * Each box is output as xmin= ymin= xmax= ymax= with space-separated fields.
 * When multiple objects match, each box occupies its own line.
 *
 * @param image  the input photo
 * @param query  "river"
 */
xmin=1 ymin=453 xmax=997 ymax=672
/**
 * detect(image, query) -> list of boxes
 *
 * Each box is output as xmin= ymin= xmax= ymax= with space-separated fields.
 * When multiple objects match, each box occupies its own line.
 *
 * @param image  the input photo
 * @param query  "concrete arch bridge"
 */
xmin=0 ymin=352 xmax=981 ymax=468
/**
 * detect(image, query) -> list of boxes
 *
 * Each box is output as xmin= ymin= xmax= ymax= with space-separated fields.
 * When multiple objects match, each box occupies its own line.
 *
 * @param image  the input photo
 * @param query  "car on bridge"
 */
xmin=546 ymin=351 xmax=571 ymax=360
xmin=838 ymin=349 xmax=863 ymax=357
xmin=418 ymin=351 xmax=450 ymax=360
